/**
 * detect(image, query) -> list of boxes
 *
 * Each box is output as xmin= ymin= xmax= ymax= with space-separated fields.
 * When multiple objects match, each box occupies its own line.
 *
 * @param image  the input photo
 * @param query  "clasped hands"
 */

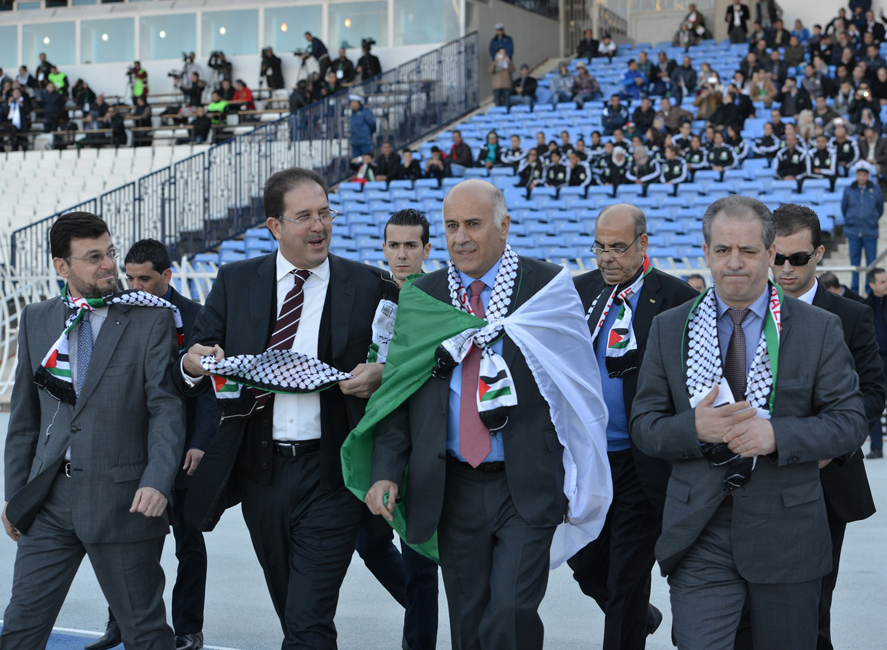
xmin=694 ymin=385 xmax=777 ymax=457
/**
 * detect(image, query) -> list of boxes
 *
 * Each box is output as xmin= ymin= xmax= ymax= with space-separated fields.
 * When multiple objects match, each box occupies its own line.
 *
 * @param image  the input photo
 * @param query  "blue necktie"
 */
xmin=76 ymin=313 xmax=93 ymax=396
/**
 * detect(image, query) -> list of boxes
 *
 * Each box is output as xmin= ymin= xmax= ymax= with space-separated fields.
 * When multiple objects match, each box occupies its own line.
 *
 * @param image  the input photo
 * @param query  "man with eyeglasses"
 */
xmin=2 ymin=213 xmax=184 ymax=648
xmin=727 ymin=203 xmax=881 ymax=650
xmin=570 ymin=204 xmax=697 ymax=650
xmin=632 ymin=195 xmax=867 ymax=649
xmin=180 ymin=168 xmax=395 ymax=648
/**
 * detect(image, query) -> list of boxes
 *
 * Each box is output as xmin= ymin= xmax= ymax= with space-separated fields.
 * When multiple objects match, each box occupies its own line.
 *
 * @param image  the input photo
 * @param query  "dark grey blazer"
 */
xmin=4 ymin=299 xmax=185 ymax=543
xmin=631 ymin=294 xmax=867 ymax=583
xmin=370 ymin=256 xmax=568 ymax=545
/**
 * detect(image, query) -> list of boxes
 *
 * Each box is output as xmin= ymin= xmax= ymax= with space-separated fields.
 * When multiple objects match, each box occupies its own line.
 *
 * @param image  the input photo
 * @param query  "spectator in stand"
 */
xmin=812 ymin=95 xmax=841 ymax=132
xmin=792 ymin=19 xmax=812 ymax=45
xmin=260 ymin=47 xmax=285 ymax=90
xmin=835 ymin=81 xmax=855 ymax=113
xmin=633 ymin=97 xmax=656 ymax=135
xmin=819 ymin=271 xmax=864 ymax=301
xmin=602 ymin=94 xmax=630 ymax=135
xmin=588 ymin=130 xmax=606 ymax=157
xmin=768 ymin=18 xmax=791 ymax=48
xmin=565 ymin=150 xmax=593 ymax=190
xmin=777 ymin=76 xmax=812 ymax=117
xmin=577 ymin=29 xmax=600 ymax=62
xmin=574 ymin=137 xmax=591 ymax=160
xmin=776 ymin=132 xmax=809 ymax=185
xmin=748 ymin=21 xmax=768 ymax=49
xmin=490 ymin=48 xmax=514 ymax=108
xmin=831 ymin=123 xmax=861 ymax=174
xmin=826 ymin=8 xmax=848 ymax=36
xmin=301 ymin=31 xmax=331 ymax=80
xmin=865 ymin=9 xmax=885 ymax=41
xmin=72 ymin=79 xmax=96 ymax=113
xmin=356 ymin=42 xmax=382 ymax=81
xmin=0 ymin=87 xmax=31 ymax=151
xmin=766 ymin=49 xmax=789 ymax=86
xmin=740 ymin=52 xmax=763 ymax=80
xmin=859 ymin=126 xmax=887 ymax=177
xmin=673 ymin=22 xmax=699 ymax=50
xmin=621 ymin=59 xmax=648 ymax=101
xmin=709 ymin=90 xmax=743 ymax=129
xmin=130 ymin=95 xmax=153 ymax=133
xmin=16 ymin=66 xmax=37 ymax=92
xmin=0 ymin=68 xmax=11 ymax=90
xmin=572 ymin=62 xmax=601 ymax=106
xmin=672 ymin=120 xmax=694 ymax=153
xmin=784 ymin=36 xmax=806 ymax=69
xmin=752 ymin=121 xmax=781 ymax=160
xmin=801 ymin=63 xmax=829 ymax=99
xmin=375 ymin=141 xmax=402 ymax=181
xmin=424 ymin=146 xmax=446 ymax=181
xmin=176 ymin=72 xmax=205 ymax=109
xmin=349 ymin=94 xmax=376 ymax=159
xmin=726 ymin=0 xmax=752 ymax=44
xmin=289 ymin=80 xmax=310 ymax=112
xmin=550 ymin=62 xmax=575 ymax=105
xmin=862 ymin=44 xmax=886 ymax=75
xmin=510 ymin=64 xmax=537 ymax=107
xmin=809 ymin=24 xmax=825 ymax=52
xmin=42 ymin=82 xmax=66 ymax=131
xmin=858 ymin=106 xmax=881 ymax=133
xmin=83 ymin=93 xmax=108 ymax=131
xmin=670 ymin=56 xmax=697 ymax=103
xmin=47 ymin=65 xmax=68 ymax=98
xmin=98 ymin=105 xmax=127 ymax=146
xmin=850 ymin=81 xmax=879 ymax=124
xmin=844 ymin=165 xmax=884 ymax=293
xmin=636 ymin=51 xmax=654 ymax=83
xmin=331 ymin=48 xmax=356 ymax=85
xmin=747 ymin=69 xmax=778 ymax=107
xmin=35 ymin=52 xmax=53 ymax=91
xmin=489 ymin=22 xmax=514 ymax=60
xmin=837 ymin=45 xmax=857 ymax=72
xmin=755 ymin=0 xmax=782 ymax=32
xmin=351 ymin=151 xmax=376 ymax=184
xmin=725 ymin=123 xmax=749 ymax=161
xmin=683 ymin=3 xmax=709 ymax=39
xmin=626 ymin=144 xmax=661 ymax=192
xmin=502 ymin=134 xmax=526 ymax=169
xmin=516 ymin=147 xmax=545 ymax=190
xmin=656 ymin=96 xmax=694 ymax=133
xmin=649 ymin=51 xmax=676 ymax=96
xmin=660 ymin=145 xmax=688 ymax=188
xmin=446 ymin=129 xmax=473 ymax=176
xmin=685 ymin=135 xmax=709 ymax=178
xmin=189 ymin=106 xmax=212 ymax=144
xmin=807 ymin=133 xmax=838 ymax=188
xmin=871 ymin=66 xmax=887 ymax=103
xmin=544 ymin=148 xmax=567 ymax=187
xmin=218 ymin=79 xmax=234 ymax=101
xmin=559 ymin=131 xmax=575 ymax=156
xmin=693 ymin=79 xmax=722 ymax=122
xmin=231 ymin=79 xmax=255 ymax=112
xmin=600 ymin=146 xmax=630 ymax=189
xmin=612 ymin=127 xmax=633 ymax=154
xmin=397 ymin=148 xmax=422 ymax=182
xmin=598 ymin=33 xmax=617 ymax=60
xmin=319 ymin=70 xmax=340 ymax=99
xmin=476 ymin=130 xmax=504 ymax=169
xmin=707 ymin=130 xmax=736 ymax=179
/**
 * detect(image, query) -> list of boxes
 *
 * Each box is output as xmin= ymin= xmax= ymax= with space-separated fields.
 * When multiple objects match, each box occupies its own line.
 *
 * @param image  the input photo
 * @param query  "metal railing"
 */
xmin=498 ymin=0 xmax=560 ymax=19
xmin=9 ymin=32 xmax=480 ymax=274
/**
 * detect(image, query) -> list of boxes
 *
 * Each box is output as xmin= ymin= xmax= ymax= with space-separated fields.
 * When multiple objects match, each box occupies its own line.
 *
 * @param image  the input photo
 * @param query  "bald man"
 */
xmin=570 ymin=205 xmax=698 ymax=650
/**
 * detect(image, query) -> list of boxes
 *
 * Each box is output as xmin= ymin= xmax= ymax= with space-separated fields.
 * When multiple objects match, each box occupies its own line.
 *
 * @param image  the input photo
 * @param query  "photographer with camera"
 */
xmin=127 ymin=60 xmax=149 ymax=105
xmin=261 ymin=47 xmax=285 ymax=90
xmin=301 ymin=32 xmax=331 ymax=80
xmin=208 ymin=51 xmax=232 ymax=84
xmin=357 ymin=39 xmax=382 ymax=82
xmin=174 ymin=71 xmax=206 ymax=115
xmin=693 ymin=76 xmax=722 ymax=121
xmin=181 ymin=52 xmax=202 ymax=89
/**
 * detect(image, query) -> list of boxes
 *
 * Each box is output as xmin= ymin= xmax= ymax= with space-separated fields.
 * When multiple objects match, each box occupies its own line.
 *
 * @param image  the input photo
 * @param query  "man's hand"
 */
xmin=724 ymin=417 xmax=777 ymax=457
xmin=694 ymin=385 xmax=757 ymax=444
xmin=2 ymin=502 xmax=20 ymax=542
xmin=183 ymin=448 xmax=205 ymax=476
xmin=183 ymin=343 xmax=224 ymax=378
xmin=130 ymin=487 xmax=168 ymax=518
xmin=366 ymin=480 xmax=399 ymax=522
xmin=340 ymin=363 xmax=384 ymax=398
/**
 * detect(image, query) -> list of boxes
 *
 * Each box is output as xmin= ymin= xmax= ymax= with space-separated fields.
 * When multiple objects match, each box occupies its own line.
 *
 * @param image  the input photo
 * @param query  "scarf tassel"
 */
xmin=34 ymin=365 xmax=77 ymax=406
xmin=604 ymin=350 xmax=639 ymax=378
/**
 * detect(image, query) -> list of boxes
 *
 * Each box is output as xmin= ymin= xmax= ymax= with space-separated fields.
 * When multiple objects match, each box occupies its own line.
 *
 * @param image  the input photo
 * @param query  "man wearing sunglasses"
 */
xmin=570 ymin=204 xmax=697 ymax=650
xmin=727 ymin=203 xmax=882 ymax=650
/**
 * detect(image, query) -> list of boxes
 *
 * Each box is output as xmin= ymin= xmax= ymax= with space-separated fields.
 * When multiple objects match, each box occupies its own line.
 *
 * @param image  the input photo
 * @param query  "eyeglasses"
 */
xmin=775 ymin=251 xmax=815 ymax=266
xmin=69 ymin=248 xmax=120 ymax=265
xmin=591 ymin=233 xmax=642 ymax=258
xmin=277 ymin=209 xmax=338 ymax=227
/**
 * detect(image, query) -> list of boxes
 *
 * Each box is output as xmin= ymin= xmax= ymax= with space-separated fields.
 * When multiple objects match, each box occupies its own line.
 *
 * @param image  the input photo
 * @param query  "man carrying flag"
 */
xmin=350 ymin=179 xmax=612 ymax=650
xmin=570 ymin=205 xmax=698 ymax=650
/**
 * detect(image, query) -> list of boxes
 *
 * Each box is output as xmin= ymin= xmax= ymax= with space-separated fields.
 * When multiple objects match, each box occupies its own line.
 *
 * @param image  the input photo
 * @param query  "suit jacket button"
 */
xmin=261 ymin=441 xmax=268 ymax=448
xmin=262 ymin=462 xmax=269 ymax=470
xmin=263 ymin=420 xmax=270 ymax=427
xmin=70 ymin=427 xmax=79 ymax=433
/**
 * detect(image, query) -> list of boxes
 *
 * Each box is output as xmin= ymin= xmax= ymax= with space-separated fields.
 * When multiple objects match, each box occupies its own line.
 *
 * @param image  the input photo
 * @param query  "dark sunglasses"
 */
xmin=775 ymin=251 xmax=815 ymax=266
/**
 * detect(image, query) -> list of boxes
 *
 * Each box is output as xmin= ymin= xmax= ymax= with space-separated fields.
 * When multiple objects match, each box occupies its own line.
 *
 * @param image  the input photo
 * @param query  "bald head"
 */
xmin=594 ymin=204 xmax=648 ymax=285
xmin=443 ymin=180 xmax=510 ymax=279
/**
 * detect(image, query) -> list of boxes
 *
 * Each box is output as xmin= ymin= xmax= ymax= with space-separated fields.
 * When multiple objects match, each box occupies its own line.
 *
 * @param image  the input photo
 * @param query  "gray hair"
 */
xmin=598 ymin=203 xmax=647 ymax=239
xmin=490 ymin=184 xmax=508 ymax=228
xmin=702 ymin=195 xmax=775 ymax=248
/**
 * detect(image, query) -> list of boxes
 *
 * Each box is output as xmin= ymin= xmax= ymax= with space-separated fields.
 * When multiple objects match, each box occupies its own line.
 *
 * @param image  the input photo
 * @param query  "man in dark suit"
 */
xmin=819 ymin=271 xmax=864 ymax=302
xmin=753 ymin=204 xmax=881 ymax=650
xmin=569 ymin=205 xmax=697 ymax=650
xmin=366 ymin=180 xmax=569 ymax=650
xmin=631 ymin=195 xmax=867 ymax=649
xmin=2 ymin=213 xmax=184 ymax=649
xmin=181 ymin=168 xmax=393 ymax=648
xmin=726 ymin=0 xmax=752 ymax=43
xmin=864 ymin=267 xmax=887 ymax=459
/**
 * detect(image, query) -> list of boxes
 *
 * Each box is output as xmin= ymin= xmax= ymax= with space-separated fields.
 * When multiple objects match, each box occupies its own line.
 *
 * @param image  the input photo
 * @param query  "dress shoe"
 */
xmin=646 ymin=604 xmax=663 ymax=636
xmin=84 ymin=621 xmax=121 ymax=650
xmin=866 ymin=449 xmax=883 ymax=459
xmin=176 ymin=632 xmax=204 ymax=650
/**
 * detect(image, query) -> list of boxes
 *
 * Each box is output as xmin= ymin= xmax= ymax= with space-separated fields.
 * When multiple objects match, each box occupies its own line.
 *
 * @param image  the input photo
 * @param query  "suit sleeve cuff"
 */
xmin=180 ymin=356 xmax=205 ymax=387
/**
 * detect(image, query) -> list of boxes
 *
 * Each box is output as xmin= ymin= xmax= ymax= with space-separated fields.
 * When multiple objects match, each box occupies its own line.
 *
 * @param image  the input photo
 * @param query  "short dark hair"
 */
xmin=50 ymin=212 xmax=110 ymax=260
xmin=702 ymin=195 xmax=775 ymax=248
xmin=869 ymin=268 xmax=886 ymax=284
xmin=772 ymin=203 xmax=823 ymax=249
xmin=687 ymin=273 xmax=706 ymax=288
xmin=124 ymin=238 xmax=172 ymax=273
xmin=819 ymin=271 xmax=840 ymax=290
xmin=384 ymin=209 xmax=430 ymax=246
xmin=263 ymin=168 xmax=328 ymax=220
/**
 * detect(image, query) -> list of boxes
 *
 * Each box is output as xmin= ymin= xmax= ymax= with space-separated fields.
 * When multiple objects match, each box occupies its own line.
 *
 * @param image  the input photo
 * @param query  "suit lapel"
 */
xmin=74 ymin=304 xmax=129 ymax=416
xmin=417 ymin=270 xmax=453 ymax=415
xmin=812 ymin=283 xmax=833 ymax=312
xmin=250 ymin=254 xmax=277 ymax=352
xmin=328 ymin=255 xmax=355 ymax=363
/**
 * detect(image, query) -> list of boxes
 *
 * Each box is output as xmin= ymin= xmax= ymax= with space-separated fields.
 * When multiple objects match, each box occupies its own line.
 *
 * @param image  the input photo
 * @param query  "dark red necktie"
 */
xmin=253 ymin=269 xmax=311 ymax=410
xmin=459 ymin=281 xmax=491 ymax=467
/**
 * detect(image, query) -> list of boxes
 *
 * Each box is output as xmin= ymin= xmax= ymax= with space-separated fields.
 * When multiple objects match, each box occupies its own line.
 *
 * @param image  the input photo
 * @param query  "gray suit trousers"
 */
xmin=668 ymin=507 xmax=819 ymax=650
xmin=0 ymin=474 xmax=173 ymax=650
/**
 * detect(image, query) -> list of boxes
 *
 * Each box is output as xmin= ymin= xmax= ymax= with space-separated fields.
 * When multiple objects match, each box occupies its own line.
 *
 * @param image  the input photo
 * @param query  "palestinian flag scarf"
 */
xmin=35 ymin=287 xmax=185 ymax=405
xmin=587 ymin=256 xmax=653 ymax=378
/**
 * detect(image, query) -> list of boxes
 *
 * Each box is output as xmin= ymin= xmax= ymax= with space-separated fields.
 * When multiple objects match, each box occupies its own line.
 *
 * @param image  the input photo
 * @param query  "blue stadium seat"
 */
xmin=463 ymin=168 xmax=490 ymax=178
xmin=615 ymin=184 xmax=644 ymax=197
xmin=802 ymin=178 xmax=831 ymax=192
xmin=487 ymin=106 xmax=509 ymax=115
xmin=363 ymin=181 xmax=388 ymax=191
xmin=413 ymin=178 xmax=440 ymax=190
xmin=387 ymin=180 xmax=413 ymax=190
xmin=510 ymin=104 xmax=532 ymax=113
xmin=220 ymin=240 xmax=245 ymax=252
xmin=365 ymin=189 xmax=391 ymax=202
xmin=531 ymin=186 xmax=558 ymax=199
xmin=219 ymin=249 xmax=245 ymax=265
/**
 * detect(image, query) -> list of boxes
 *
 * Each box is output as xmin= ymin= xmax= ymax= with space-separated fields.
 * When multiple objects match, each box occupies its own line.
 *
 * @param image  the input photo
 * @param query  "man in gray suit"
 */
xmin=631 ymin=195 xmax=868 ymax=649
xmin=1 ymin=212 xmax=184 ymax=649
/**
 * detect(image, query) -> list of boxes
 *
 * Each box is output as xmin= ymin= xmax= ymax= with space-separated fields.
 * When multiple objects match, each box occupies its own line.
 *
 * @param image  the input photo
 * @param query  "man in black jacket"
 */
xmin=570 ymin=204 xmax=698 ymax=650
xmin=864 ymin=267 xmax=887 ymax=460
xmin=577 ymin=29 xmax=600 ymax=62
xmin=510 ymin=64 xmax=537 ymax=107
xmin=375 ymin=142 xmax=403 ymax=182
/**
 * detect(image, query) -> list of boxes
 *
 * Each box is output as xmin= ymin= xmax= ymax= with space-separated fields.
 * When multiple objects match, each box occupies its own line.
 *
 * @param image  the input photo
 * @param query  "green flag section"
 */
xmin=341 ymin=277 xmax=483 ymax=563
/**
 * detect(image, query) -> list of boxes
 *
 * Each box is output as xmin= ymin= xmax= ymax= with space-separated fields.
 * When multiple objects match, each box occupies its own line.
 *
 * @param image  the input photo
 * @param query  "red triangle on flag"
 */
xmin=478 ymin=378 xmax=490 ymax=399
xmin=213 ymin=375 xmax=226 ymax=391
xmin=46 ymin=349 xmax=58 ymax=369
xmin=608 ymin=329 xmax=624 ymax=348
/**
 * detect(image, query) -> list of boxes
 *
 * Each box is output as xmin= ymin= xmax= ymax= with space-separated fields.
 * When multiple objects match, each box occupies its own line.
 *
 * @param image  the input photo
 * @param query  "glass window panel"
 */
xmin=72 ymin=0 xmax=98 ymax=6
xmin=22 ymin=22 xmax=76 ymax=67
xmin=81 ymin=18 xmax=134 ymax=64
xmin=264 ymin=5 xmax=322 ymax=54
xmin=394 ymin=0 xmax=459 ymax=46
xmin=17 ymin=2 xmax=42 ymax=9
xmin=0 ymin=26 xmax=17 ymax=69
xmin=140 ymin=13 xmax=197 ymax=61
xmin=201 ymin=9 xmax=258 ymax=57
xmin=329 ymin=1 xmax=388 ymax=50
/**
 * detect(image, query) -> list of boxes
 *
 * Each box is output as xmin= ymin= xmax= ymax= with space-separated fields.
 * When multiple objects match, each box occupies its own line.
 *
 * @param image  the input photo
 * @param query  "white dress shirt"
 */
xmin=66 ymin=307 xmax=108 ymax=459
xmin=797 ymin=279 xmax=819 ymax=305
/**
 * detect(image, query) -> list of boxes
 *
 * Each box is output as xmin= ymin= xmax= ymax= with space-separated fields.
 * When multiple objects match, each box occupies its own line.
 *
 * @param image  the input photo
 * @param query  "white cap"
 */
xmin=494 ymin=22 xmax=505 ymax=30
xmin=349 ymin=94 xmax=363 ymax=103
xmin=854 ymin=162 xmax=874 ymax=174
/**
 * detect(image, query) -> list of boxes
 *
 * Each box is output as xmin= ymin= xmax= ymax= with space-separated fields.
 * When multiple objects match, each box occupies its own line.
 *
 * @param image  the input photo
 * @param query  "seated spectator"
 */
xmin=753 ymin=121 xmax=781 ymax=160
xmin=782 ymin=123 xmax=809 ymax=154
xmin=598 ymin=145 xmax=630 ymax=187
xmin=72 ymin=79 xmax=95 ymax=113
xmin=511 ymin=64 xmax=537 ymax=106
xmin=636 ymin=51 xmax=654 ymax=83
xmin=425 ymin=146 xmax=446 ymax=181
xmin=289 ymin=80 xmax=310 ymax=112
xmin=684 ymin=135 xmax=707 ymax=179
xmin=16 ymin=66 xmax=37 ymax=92
xmin=784 ymin=36 xmax=806 ymax=69
xmin=739 ymin=52 xmax=763 ymax=79
xmin=588 ymin=130 xmax=606 ymax=157
xmin=577 ymin=29 xmax=599 ymax=62
xmin=673 ymin=22 xmax=699 ymax=50
xmin=632 ymin=97 xmax=656 ymax=135
xmin=0 ymin=87 xmax=31 ymax=151
xmin=747 ymin=69 xmax=778 ymax=107
xmin=42 ymin=82 xmax=66 ymax=131
xmin=559 ymin=130 xmax=575 ymax=156
xmin=534 ymin=130 xmax=547 ymax=152
xmin=655 ymin=96 xmax=694 ymax=133
xmin=332 ymin=48 xmax=356 ymax=84
xmin=218 ymin=79 xmax=235 ymax=101
xmin=626 ymin=144 xmax=661 ymax=190
xmin=649 ymin=51 xmax=676 ymax=96
xmin=232 ymin=79 xmax=256 ymax=112
xmin=670 ymin=55 xmax=697 ymax=103
xmin=598 ymin=33 xmax=617 ymax=60
xmin=573 ymin=138 xmax=590 ymax=160
xmin=82 ymin=93 xmax=108 ymax=131
xmin=320 ymin=70 xmax=340 ymax=98
xmin=672 ymin=120 xmax=694 ymax=153
xmin=445 ymin=129 xmax=473 ymax=176
xmin=776 ymin=76 xmax=812 ymax=117
xmin=611 ymin=127 xmax=633 ymax=153
xmin=872 ymin=66 xmax=887 ymax=104
xmin=863 ymin=44 xmax=886 ymax=76
xmin=725 ymin=123 xmax=749 ymax=161
xmin=709 ymin=90 xmax=743 ymax=129
xmin=621 ymin=59 xmax=648 ymax=101
xmin=859 ymin=126 xmax=887 ymax=177
xmin=565 ymin=150 xmax=593 ymax=189
xmin=176 ymin=72 xmax=205 ymax=108
xmin=865 ymin=9 xmax=885 ymax=41
xmin=837 ymin=45 xmax=857 ymax=72
xmin=591 ymin=141 xmax=613 ymax=182
xmin=550 ymin=62 xmax=575 ymax=105
xmin=397 ymin=148 xmax=422 ymax=182
xmin=188 ymin=106 xmax=212 ymax=144
xmin=94 ymin=106 xmax=126 ymax=147
xmin=351 ymin=152 xmax=376 ymax=184
xmin=516 ymin=147 xmax=545 ymax=189
xmin=807 ymin=133 xmax=838 ymax=189
xmin=768 ymin=19 xmax=791 ymax=49
xmin=809 ymin=24 xmax=825 ymax=53
xmin=850 ymin=81 xmax=879 ymax=124
xmin=645 ymin=126 xmax=665 ymax=159
xmin=375 ymin=141 xmax=402 ymax=181
xmin=572 ymin=62 xmax=601 ymax=106
xmin=702 ymin=124 xmax=717 ymax=150
xmin=766 ymin=50 xmax=789 ymax=87
xmin=47 ymin=65 xmax=68 ymax=98
xmin=206 ymin=90 xmax=228 ymax=124
xmin=812 ymin=96 xmax=841 ymax=132
xmin=501 ymin=134 xmax=526 ymax=168
xmin=792 ymin=19 xmax=812 ymax=45
xmin=858 ymin=106 xmax=881 ymax=132
xmin=801 ymin=63 xmax=829 ymax=99
xmin=693 ymin=81 xmax=721 ymax=121
xmin=748 ymin=22 xmax=767 ymax=50
xmin=490 ymin=48 xmax=514 ymax=107
xmin=834 ymin=63 xmax=852 ymax=89
xmin=544 ymin=148 xmax=567 ymax=187
xmin=706 ymin=130 xmax=736 ymax=178
xmin=476 ymin=130 xmax=503 ymax=169
xmin=601 ymin=94 xmax=629 ymax=135
xmin=834 ymin=80 xmax=855 ymax=114
xmin=776 ymin=132 xmax=808 ymax=185
xmin=659 ymin=145 xmax=688 ymax=186
xmin=541 ymin=139 xmax=561 ymax=164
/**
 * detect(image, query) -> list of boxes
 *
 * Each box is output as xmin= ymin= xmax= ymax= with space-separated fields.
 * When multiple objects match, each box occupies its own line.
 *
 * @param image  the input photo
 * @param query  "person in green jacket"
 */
xmin=129 ymin=61 xmax=149 ymax=104
xmin=206 ymin=91 xmax=228 ymax=124
xmin=47 ymin=66 xmax=68 ymax=97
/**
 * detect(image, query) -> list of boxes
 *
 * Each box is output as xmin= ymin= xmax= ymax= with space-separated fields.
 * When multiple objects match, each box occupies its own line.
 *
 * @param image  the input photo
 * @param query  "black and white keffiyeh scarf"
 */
xmin=432 ymin=245 xmax=520 ymax=431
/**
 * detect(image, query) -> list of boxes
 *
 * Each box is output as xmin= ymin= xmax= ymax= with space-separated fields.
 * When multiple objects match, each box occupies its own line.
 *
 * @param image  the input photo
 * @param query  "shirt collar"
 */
xmin=162 ymin=286 xmax=174 ymax=302
xmin=458 ymin=256 xmax=502 ymax=292
xmin=276 ymin=251 xmax=330 ymax=283
xmin=797 ymin=279 xmax=818 ymax=305
xmin=714 ymin=285 xmax=771 ymax=322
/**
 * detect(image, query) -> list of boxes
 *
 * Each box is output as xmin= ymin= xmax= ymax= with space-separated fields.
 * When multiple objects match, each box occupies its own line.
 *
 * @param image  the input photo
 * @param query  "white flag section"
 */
xmin=485 ymin=267 xmax=613 ymax=568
